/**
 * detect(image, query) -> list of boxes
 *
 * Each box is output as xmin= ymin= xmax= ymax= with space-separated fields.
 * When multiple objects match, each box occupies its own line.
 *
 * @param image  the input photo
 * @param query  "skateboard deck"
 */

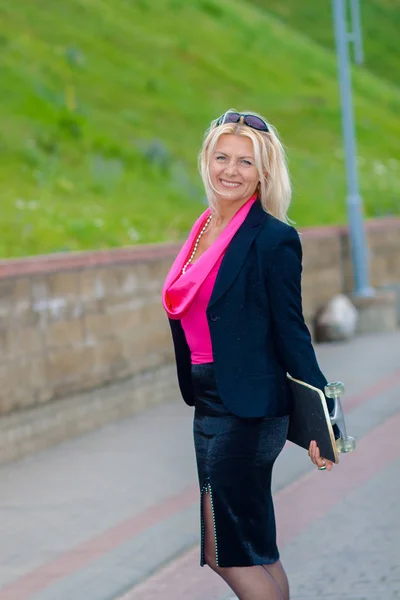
xmin=286 ymin=374 xmax=339 ymax=464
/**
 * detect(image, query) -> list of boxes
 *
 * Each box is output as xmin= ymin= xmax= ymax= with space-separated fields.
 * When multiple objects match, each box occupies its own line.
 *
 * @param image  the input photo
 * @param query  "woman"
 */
xmin=162 ymin=110 xmax=334 ymax=600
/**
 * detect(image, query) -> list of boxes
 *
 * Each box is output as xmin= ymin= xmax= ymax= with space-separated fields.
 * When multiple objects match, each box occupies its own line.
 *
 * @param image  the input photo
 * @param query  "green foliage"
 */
xmin=0 ymin=0 xmax=399 ymax=257
xmin=248 ymin=0 xmax=400 ymax=87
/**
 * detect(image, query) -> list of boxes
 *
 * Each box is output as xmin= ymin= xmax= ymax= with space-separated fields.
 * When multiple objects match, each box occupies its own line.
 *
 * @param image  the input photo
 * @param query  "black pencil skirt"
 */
xmin=192 ymin=362 xmax=289 ymax=568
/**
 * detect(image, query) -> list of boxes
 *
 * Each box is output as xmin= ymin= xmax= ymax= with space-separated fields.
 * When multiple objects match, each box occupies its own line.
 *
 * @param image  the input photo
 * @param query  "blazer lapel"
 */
xmin=208 ymin=199 xmax=267 ymax=308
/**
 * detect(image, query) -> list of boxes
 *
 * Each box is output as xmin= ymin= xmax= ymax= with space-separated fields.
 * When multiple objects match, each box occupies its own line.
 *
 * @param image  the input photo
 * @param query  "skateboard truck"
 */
xmin=324 ymin=382 xmax=356 ymax=453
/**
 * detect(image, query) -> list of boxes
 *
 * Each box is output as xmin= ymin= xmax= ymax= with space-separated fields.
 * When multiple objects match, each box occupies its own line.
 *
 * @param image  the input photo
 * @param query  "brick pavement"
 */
xmin=0 ymin=331 xmax=399 ymax=600
xmin=119 ymin=411 xmax=400 ymax=600
xmin=279 ymin=458 xmax=400 ymax=600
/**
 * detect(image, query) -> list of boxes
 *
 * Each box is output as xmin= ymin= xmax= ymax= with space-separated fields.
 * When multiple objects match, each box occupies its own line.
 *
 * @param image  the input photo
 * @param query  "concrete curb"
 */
xmin=0 ymin=364 xmax=177 ymax=465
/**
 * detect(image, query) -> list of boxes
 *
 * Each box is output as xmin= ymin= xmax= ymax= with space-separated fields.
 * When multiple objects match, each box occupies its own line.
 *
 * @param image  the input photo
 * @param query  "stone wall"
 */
xmin=301 ymin=217 xmax=400 ymax=323
xmin=0 ymin=245 xmax=178 ymax=417
xmin=0 ymin=217 xmax=400 ymax=419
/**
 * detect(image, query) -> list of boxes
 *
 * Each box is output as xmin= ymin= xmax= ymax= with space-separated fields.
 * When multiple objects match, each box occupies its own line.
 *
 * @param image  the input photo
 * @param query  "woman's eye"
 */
xmin=216 ymin=155 xmax=227 ymax=161
xmin=241 ymin=159 xmax=253 ymax=166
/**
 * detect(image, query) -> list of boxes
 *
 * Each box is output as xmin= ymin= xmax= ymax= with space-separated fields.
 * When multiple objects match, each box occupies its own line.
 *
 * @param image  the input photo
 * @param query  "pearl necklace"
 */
xmin=182 ymin=213 xmax=213 ymax=274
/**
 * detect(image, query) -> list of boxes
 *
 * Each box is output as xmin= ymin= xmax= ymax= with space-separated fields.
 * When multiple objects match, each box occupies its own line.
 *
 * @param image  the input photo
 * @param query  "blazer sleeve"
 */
xmin=265 ymin=226 xmax=334 ymax=413
xmin=168 ymin=318 xmax=195 ymax=406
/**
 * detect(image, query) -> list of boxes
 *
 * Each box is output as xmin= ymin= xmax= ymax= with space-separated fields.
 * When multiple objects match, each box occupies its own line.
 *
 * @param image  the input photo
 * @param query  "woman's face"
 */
xmin=209 ymin=134 xmax=260 ymax=204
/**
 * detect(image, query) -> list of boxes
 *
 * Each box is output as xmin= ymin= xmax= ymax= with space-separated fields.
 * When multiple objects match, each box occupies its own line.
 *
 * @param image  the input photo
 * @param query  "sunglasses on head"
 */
xmin=216 ymin=111 xmax=270 ymax=132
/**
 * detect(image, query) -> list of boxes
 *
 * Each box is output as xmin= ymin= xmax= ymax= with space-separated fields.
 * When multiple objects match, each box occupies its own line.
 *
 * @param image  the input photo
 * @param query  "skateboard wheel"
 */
xmin=336 ymin=436 xmax=356 ymax=453
xmin=325 ymin=381 xmax=345 ymax=398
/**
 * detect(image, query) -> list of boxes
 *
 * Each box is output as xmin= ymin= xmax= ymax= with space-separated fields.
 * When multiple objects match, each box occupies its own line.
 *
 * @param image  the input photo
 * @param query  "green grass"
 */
xmin=1 ymin=0 xmax=400 ymax=258
xmin=248 ymin=0 xmax=400 ymax=87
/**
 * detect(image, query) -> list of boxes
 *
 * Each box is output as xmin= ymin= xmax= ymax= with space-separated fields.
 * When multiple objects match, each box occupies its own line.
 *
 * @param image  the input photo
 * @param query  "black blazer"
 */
xmin=168 ymin=199 xmax=333 ymax=418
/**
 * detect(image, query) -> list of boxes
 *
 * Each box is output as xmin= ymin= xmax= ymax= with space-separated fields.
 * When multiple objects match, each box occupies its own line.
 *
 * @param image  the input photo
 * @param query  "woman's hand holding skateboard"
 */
xmin=308 ymin=440 xmax=334 ymax=471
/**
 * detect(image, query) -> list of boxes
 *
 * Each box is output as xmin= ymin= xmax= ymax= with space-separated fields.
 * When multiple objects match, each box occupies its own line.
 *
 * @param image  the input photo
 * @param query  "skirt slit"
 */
xmin=200 ymin=479 xmax=219 ymax=567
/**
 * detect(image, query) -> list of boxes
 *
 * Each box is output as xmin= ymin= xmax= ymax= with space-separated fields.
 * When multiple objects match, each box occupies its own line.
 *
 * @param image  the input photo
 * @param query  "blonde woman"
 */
xmin=162 ymin=110 xmax=334 ymax=600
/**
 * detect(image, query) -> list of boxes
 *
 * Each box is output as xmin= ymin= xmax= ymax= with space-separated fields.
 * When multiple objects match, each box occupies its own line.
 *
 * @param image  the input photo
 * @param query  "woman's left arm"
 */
xmin=266 ymin=226 xmax=331 ymax=402
xmin=265 ymin=226 xmax=335 ymax=469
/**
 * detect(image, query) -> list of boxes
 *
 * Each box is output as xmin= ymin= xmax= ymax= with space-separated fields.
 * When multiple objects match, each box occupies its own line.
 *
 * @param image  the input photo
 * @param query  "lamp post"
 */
xmin=332 ymin=0 xmax=374 ymax=297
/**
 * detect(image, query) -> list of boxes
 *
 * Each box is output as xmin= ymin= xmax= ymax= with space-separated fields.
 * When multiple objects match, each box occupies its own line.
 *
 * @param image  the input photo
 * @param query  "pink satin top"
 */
xmin=162 ymin=195 xmax=257 ymax=364
xmin=180 ymin=256 xmax=224 ymax=364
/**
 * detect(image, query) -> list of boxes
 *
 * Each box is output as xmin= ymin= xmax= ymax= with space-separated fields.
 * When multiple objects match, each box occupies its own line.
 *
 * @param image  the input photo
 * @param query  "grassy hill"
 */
xmin=248 ymin=0 xmax=400 ymax=87
xmin=1 ymin=0 xmax=400 ymax=258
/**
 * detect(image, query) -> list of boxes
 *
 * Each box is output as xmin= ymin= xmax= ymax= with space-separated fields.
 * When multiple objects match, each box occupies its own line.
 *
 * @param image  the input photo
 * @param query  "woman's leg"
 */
xmin=203 ymin=491 xmax=284 ymax=600
xmin=262 ymin=561 xmax=290 ymax=600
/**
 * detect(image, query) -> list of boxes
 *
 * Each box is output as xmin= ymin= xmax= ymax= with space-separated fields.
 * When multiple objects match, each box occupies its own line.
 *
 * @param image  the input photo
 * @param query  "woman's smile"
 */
xmin=220 ymin=179 xmax=242 ymax=188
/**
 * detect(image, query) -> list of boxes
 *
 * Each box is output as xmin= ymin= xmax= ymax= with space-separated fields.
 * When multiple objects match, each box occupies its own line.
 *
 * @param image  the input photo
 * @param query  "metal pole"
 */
xmin=349 ymin=0 xmax=364 ymax=64
xmin=332 ymin=0 xmax=373 ymax=297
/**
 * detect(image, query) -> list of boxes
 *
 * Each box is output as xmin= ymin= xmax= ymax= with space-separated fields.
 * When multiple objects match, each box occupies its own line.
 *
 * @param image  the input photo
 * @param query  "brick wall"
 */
xmin=0 ymin=217 xmax=400 ymax=418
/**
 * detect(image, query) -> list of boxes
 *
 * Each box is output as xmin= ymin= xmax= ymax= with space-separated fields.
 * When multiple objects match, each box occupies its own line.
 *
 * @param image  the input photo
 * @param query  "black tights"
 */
xmin=203 ymin=492 xmax=289 ymax=600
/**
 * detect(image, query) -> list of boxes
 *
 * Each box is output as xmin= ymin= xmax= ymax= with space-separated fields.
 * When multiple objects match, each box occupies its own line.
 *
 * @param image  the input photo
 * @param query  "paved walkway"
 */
xmin=0 ymin=330 xmax=399 ymax=600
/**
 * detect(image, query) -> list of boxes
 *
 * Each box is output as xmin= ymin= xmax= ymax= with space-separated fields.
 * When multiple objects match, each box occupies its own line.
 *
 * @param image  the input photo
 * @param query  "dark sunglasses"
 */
xmin=216 ymin=111 xmax=269 ymax=132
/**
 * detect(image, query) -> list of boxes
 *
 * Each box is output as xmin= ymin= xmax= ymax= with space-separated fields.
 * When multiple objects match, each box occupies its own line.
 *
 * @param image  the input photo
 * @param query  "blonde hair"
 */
xmin=198 ymin=110 xmax=292 ymax=223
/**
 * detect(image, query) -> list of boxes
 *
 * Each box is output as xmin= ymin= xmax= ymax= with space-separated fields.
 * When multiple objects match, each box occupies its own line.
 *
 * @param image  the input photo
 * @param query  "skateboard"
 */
xmin=286 ymin=377 xmax=356 ymax=464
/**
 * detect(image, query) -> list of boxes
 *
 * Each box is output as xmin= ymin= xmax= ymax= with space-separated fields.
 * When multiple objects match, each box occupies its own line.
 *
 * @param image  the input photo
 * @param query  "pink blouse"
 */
xmin=180 ymin=256 xmax=224 ymax=364
xmin=163 ymin=195 xmax=257 ymax=364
